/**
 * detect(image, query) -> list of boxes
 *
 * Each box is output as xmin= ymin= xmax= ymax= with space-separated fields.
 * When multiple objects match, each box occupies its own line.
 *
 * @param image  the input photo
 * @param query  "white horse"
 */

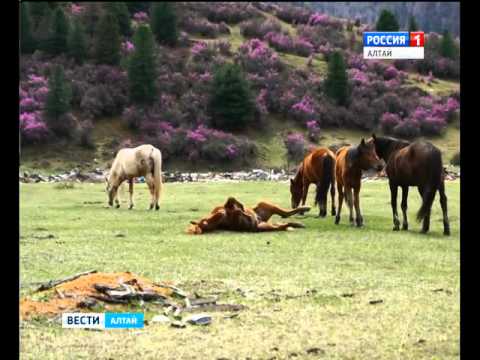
xmin=106 ymin=144 xmax=163 ymax=210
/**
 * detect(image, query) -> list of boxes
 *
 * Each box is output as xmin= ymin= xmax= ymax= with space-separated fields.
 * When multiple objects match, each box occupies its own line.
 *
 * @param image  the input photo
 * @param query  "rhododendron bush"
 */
xmin=284 ymin=132 xmax=307 ymax=162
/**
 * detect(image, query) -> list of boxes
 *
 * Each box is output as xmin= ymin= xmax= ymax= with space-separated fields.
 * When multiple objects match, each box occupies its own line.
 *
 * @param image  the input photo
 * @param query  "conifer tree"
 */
xmin=68 ymin=19 xmax=87 ymax=64
xmin=376 ymin=9 xmax=400 ymax=31
xmin=45 ymin=65 xmax=72 ymax=126
xmin=105 ymin=2 xmax=132 ymax=37
xmin=150 ymin=3 xmax=178 ymax=46
xmin=324 ymin=51 xmax=350 ymax=106
xmin=408 ymin=15 xmax=419 ymax=31
xmin=208 ymin=63 xmax=255 ymax=131
xmin=46 ymin=7 xmax=70 ymax=55
xmin=127 ymin=25 xmax=157 ymax=105
xmin=440 ymin=30 xmax=457 ymax=59
xmin=21 ymin=2 xmax=36 ymax=54
xmin=94 ymin=12 xmax=121 ymax=65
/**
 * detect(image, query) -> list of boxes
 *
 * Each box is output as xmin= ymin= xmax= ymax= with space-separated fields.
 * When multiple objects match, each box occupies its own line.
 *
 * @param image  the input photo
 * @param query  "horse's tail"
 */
xmin=150 ymin=147 xmax=163 ymax=201
xmin=315 ymin=154 xmax=333 ymax=207
xmin=416 ymin=148 xmax=443 ymax=222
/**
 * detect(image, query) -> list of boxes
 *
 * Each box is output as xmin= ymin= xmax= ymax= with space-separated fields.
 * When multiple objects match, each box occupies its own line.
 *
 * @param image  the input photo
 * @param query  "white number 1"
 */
xmin=414 ymin=34 xmax=420 ymax=46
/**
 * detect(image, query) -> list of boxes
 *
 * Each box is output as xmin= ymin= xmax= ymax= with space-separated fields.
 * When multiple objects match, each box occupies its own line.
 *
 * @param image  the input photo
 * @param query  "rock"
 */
xmin=170 ymin=320 xmax=186 ymax=328
xmin=186 ymin=313 xmax=212 ymax=325
xmin=151 ymin=315 xmax=170 ymax=324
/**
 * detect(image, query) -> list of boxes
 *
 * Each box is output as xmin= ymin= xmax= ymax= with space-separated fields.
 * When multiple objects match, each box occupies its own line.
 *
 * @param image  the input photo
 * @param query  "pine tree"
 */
xmin=376 ymin=9 xmax=400 ymax=31
xmin=150 ymin=3 xmax=178 ymax=46
xmin=324 ymin=51 xmax=350 ymax=106
xmin=105 ymin=2 xmax=132 ymax=37
xmin=45 ymin=7 xmax=69 ymax=55
xmin=20 ymin=3 xmax=36 ymax=54
xmin=440 ymin=30 xmax=457 ymax=59
xmin=30 ymin=2 xmax=50 ymax=28
xmin=68 ymin=20 xmax=87 ymax=65
xmin=35 ymin=4 xmax=53 ymax=52
xmin=45 ymin=65 xmax=72 ymax=126
xmin=408 ymin=15 xmax=418 ymax=31
xmin=208 ymin=63 xmax=255 ymax=131
xmin=126 ymin=2 xmax=150 ymax=15
xmin=94 ymin=12 xmax=121 ymax=65
xmin=128 ymin=25 xmax=157 ymax=105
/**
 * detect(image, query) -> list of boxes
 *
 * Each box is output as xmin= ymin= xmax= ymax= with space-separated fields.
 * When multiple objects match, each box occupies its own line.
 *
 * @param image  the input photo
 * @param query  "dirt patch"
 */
xmin=20 ymin=272 xmax=174 ymax=320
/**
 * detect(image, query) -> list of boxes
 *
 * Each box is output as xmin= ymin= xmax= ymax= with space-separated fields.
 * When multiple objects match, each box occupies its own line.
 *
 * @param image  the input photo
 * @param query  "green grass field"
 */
xmin=20 ymin=180 xmax=459 ymax=359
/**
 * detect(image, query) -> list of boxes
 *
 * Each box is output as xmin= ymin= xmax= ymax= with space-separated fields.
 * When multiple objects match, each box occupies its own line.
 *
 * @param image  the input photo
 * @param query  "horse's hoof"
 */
xmin=335 ymin=216 xmax=340 ymax=225
xmin=393 ymin=226 xmax=400 ymax=231
xmin=115 ymin=204 xmax=120 ymax=209
xmin=155 ymin=205 xmax=160 ymax=211
xmin=444 ymin=229 xmax=451 ymax=236
xmin=128 ymin=205 xmax=134 ymax=210
xmin=402 ymin=224 xmax=408 ymax=231
xmin=356 ymin=223 xmax=363 ymax=228
xmin=331 ymin=209 xmax=336 ymax=216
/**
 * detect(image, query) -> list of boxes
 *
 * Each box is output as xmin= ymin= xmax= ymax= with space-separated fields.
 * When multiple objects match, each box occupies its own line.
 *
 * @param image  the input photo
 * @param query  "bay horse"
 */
xmin=290 ymin=147 xmax=336 ymax=217
xmin=370 ymin=134 xmax=450 ymax=235
xmin=187 ymin=197 xmax=311 ymax=234
xmin=106 ymin=144 xmax=163 ymax=210
xmin=335 ymin=138 xmax=384 ymax=227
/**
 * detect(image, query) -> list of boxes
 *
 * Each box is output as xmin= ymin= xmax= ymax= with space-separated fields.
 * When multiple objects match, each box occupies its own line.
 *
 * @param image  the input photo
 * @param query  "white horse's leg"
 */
xmin=128 ymin=179 xmax=134 ymax=210
xmin=154 ymin=176 xmax=162 ymax=211
xmin=145 ymin=174 xmax=155 ymax=210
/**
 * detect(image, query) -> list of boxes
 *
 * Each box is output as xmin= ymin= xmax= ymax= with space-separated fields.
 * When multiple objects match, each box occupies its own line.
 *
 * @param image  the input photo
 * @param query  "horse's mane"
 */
xmin=375 ymin=136 xmax=410 ymax=160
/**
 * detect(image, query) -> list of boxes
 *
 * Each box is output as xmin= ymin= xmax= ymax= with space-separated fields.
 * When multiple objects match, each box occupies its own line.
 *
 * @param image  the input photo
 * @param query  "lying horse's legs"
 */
xmin=128 ymin=179 xmax=134 ymax=210
xmin=390 ymin=181 xmax=400 ymax=231
xmin=256 ymin=221 xmax=305 ymax=232
xmin=252 ymin=202 xmax=310 ymax=222
xmin=335 ymin=183 xmax=344 ymax=225
xmin=353 ymin=185 xmax=363 ymax=227
xmin=438 ymin=181 xmax=450 ymax=236
xmin=401 ymin=186 xmax=409 ymax=230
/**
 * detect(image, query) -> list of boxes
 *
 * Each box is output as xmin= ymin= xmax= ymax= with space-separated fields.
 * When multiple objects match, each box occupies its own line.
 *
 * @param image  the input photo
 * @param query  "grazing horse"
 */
xmin=106 ymin=144 xmax=163 ymax=210
xmin=187 ymin=197 xmax=311 ymax=234
xmin=290 ymin=147 xmax=336 ymax=217
xmin=335 ymin=138 xmax=384 ymax=227
xmin=370 ymin=134 xmax=450 ymax=235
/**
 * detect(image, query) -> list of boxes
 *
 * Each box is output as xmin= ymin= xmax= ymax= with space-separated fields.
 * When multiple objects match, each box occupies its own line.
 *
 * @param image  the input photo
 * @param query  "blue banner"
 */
xmin=363 ymin=32 xmax=410 ymax=47
xmin=105 ymin=313 xmax=144 ymax=329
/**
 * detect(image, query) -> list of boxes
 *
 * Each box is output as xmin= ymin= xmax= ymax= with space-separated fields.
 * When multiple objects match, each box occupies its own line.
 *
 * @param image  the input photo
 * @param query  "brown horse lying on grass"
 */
xmin=335 ymin=138 xmax=384 ymax=227
xmin=370 ymin=134 xmax=450 ymax=235
xmin=290 ymin=147 xmax=336 ymax=217
xmin=187 ymin=197 xmax=310 ymax=234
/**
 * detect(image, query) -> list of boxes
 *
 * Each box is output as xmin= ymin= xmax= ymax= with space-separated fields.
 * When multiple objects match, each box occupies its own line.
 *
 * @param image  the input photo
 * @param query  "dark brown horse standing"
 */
xmin=370 ymin=134 xmax=450 ymax=235
xmin=335 ymin=139 xmax=384 ymax=227
xmin=290 ymin=147 xmax=336 ymax=217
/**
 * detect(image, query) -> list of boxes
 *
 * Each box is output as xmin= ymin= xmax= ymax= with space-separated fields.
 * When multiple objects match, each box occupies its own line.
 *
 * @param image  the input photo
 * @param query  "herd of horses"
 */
xmin=105 ymin=134 xmax=451 ymax=236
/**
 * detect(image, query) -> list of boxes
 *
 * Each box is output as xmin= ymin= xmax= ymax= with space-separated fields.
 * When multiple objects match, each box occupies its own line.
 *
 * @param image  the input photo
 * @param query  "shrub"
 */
xmin=284 ymin=132 xmax=307 ymax=163
xmin=240 ymin=18 xmax=282 ymax=39
xmin=264 ymin=32 xmax=314 ymax=57
xmin=306 ymin=120 xmax=320 ymax=142
xmin=380 ymin=112 xmax=402 ymax=134
xmin=384 ymin=66 xmax=398 ymax=80
xmin=450 ymin=151 xmax=460 ymax=166
xmin=392 ymin=118 xmax=421 ymax=138
xmin=78 ymin=120 xmax=95 ymax=149
xmin=20 ymin=111 xmax=51 ymax=145
xmin=237 ymin=38 xmax=282 ymax=74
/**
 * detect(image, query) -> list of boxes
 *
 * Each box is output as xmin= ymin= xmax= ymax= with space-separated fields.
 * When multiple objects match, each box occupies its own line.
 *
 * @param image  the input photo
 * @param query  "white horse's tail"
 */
xmin=151 ymin=148 xmax=163 ymax=203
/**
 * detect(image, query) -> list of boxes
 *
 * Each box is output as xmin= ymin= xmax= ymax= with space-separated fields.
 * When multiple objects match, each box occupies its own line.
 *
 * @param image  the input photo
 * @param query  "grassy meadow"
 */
xmin=20 ymin=180 xmax=460 ymax=359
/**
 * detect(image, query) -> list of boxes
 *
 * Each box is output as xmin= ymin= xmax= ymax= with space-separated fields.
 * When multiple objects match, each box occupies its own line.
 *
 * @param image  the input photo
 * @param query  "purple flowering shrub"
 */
xmin=240 ymin=18 xmax=283 ymax=39
xmin=191 ymin=41 xmax=217 ymax=62
xmin=306 ymin=120 xmax=321 ymax=142
xmin=237 ymin=39 xmax=283 ymax=74
xmin=392 ymin=118 xmax=421 ymax=138
xmin=205 ymin=3 xmax=256 ymax=24
xmin=19 ymin=74 xmax=51 ymax=145
xmin=297 ymin=25 xmax=347 ymax=50
xmin=284 ymin=132 xmax=307 ymax=162
xmin=290 ymin=95 xmax=317 ymax=123
xmin=384 ymin=66 xmax=398 ymax=80
xmin=275 ymin=6 xmax=311 ymax=25
xmin=380 ymin=112 xmax=402 ymax=133
xmin=180 ymin=16 xmax=229 ymax=37
xmin=263 ymin=32 xmax=314 ymax=57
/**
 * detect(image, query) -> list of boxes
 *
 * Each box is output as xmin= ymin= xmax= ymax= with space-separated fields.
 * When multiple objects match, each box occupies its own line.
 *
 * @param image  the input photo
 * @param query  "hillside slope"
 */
xmin=20 ymin=2 xmax=460 ymax=174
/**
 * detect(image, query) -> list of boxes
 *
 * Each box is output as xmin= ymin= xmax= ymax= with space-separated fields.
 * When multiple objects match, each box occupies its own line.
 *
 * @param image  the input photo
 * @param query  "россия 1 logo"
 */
xmin=363 ymin=32 xmax=424 ymax=59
